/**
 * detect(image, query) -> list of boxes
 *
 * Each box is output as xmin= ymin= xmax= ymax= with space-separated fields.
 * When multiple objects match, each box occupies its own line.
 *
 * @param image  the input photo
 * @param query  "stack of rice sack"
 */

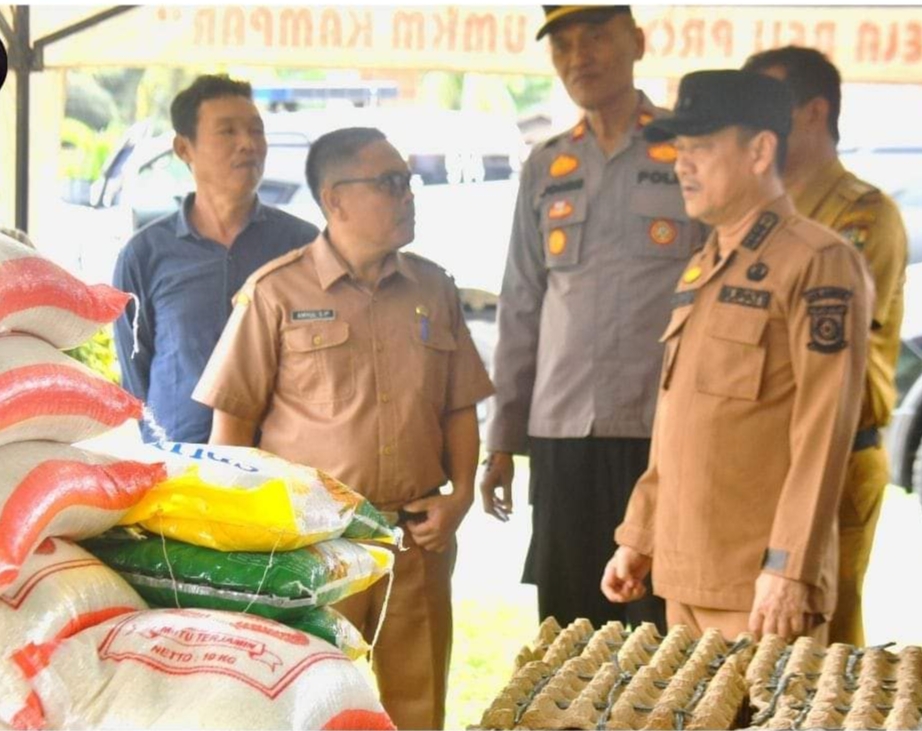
xmin=0 ymin=233 xmax=395 ymax=730
xmin=0 ymin=231 xmax=166 ymax=726
xmin=82 ymin=440 xmax=401 ymax=661
xmin=474 ymin=617 xmax=922 ymax=731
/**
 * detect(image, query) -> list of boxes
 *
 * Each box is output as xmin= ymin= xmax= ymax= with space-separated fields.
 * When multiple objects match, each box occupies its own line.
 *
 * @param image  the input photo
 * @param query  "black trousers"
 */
xmin=522 ymin=436 xmax=666 ymax=633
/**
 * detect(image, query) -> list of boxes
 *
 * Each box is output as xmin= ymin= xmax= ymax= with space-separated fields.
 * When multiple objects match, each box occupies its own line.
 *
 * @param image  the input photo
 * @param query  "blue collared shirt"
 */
xmin=112 ymin=194 xmax=319 ymax=443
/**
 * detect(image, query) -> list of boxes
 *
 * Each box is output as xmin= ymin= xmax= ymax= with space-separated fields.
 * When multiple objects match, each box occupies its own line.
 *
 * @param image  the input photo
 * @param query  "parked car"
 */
xmin=885 ymin=262 xmax=922 ymax=501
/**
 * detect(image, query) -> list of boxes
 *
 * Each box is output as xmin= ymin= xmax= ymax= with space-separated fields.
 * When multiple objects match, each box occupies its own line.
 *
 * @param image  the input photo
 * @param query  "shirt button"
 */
xmin=312 ymin=335 xmax=323 ymax=346
xmin=382 ymin=445 xmax=394 ymax=456
xmin=380 ymin=393 xmax=390 ymax=403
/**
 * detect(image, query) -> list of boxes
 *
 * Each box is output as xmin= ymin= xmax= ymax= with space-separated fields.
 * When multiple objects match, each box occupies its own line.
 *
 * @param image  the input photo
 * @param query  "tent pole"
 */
xmin=13 ymin=6 xmax=30 ymax=232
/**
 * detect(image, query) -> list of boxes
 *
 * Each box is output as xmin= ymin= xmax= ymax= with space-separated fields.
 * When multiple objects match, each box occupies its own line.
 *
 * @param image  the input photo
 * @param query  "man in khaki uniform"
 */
xmin=194 ymin=127 xmax=494 ymax=729
xmin=744 ymin=46 xmax=908 ymax=647
xmin=601 ymin=70 xmax=873 ymax=641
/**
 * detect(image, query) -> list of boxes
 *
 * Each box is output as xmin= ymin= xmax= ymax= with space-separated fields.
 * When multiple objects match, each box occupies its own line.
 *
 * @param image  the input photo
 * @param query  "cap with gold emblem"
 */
xmin=536 ymin=5 xmax=631 ymax=40
xmin=643 ymin=69 xmax=793 ymax=143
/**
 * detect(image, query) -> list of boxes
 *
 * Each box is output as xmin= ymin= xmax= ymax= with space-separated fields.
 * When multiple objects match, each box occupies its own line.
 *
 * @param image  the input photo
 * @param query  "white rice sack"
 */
xmin=0 ymin=334 xmax=143 ymax=447
xmin=0 ymin=441 xmax=166 ymax=590
xmin=1 ymin=537 xmax=147 ymax=651
xmin=0 ymin=231 xmax=131 ymax=349
xmin=17 ymin=608 xmax=395 ymax=730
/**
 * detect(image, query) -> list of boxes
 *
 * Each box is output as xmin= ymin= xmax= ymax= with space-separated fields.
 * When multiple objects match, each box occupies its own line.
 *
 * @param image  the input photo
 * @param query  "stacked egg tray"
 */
xmin=473 ymin=618 xmax=922 ymax=730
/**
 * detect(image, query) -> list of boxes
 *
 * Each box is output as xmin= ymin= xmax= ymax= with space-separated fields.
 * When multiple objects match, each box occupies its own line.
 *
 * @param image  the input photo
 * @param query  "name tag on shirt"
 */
xmin=292 ymin=309 xmax=335 ymax=321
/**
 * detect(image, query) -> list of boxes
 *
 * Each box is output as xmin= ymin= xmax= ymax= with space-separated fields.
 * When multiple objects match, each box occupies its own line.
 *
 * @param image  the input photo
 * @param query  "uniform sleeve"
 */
xmin=613 ymin=413 xmax=661 ymax=556
xmin=192 ymin=279 xmax=281 ymax=423
xmin=445 ymin=287 xmax=495 ymax=412
xmin=484 ymin=156 xmax=548 ymax=454
xmin=837 ymin=194 xmax=907 ymax=328
xmin=765 ymin=243 xmax=873 ymax=586
xmin=112 ymin=242 xmax=152 ymax=404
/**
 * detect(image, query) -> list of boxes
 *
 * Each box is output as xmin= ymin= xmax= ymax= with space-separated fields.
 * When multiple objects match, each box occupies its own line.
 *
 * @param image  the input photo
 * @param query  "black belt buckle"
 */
xmin=852 ymin=426 xmax=880 ymax=453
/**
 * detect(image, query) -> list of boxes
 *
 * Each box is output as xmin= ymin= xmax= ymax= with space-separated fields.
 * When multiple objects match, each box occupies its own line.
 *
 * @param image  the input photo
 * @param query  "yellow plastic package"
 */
xmin=118 ymin=442 xmax=399 ymax=551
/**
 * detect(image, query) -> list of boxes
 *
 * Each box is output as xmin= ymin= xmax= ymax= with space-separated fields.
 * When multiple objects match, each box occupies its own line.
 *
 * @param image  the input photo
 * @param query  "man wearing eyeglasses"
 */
xmin=194 ymin=127 xmax=494 ymax=730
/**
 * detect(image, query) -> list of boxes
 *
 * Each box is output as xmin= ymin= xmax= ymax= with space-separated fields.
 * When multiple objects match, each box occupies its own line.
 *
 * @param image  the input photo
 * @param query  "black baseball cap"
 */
xmin=643 ymin=70 xmax=794 ymax=143
xmin=536 ymin=5 xmax=632 ymax=40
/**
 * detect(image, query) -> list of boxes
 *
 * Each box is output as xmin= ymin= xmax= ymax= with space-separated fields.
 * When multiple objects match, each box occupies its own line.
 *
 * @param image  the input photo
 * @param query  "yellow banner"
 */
xmin=36 ymin=5 xmax=922 ymax=83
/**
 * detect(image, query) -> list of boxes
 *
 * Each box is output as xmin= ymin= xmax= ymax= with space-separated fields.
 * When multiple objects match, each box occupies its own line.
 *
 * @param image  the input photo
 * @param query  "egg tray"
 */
xmin=473 ymin=618 xmax=922 ymax=730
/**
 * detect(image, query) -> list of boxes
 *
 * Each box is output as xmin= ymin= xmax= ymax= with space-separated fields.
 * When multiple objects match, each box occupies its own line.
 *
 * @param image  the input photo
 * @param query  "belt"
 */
xmin=852 ymin=426 xmax=880 ymax=452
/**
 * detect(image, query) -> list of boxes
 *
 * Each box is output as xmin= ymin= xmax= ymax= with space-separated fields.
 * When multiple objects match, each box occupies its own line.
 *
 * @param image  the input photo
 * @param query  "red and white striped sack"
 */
xmin=9 ymin=608 xmax=395 ymax=730
xmin=0 ymin=231 xmax=130 ymax=350
xmin=1 ymin=537 xmax=147 ymax=650
xmin=0 ymin=441 xmax=166 ymax=591
xmin=0 ymin=334 xmax=142 ymax=447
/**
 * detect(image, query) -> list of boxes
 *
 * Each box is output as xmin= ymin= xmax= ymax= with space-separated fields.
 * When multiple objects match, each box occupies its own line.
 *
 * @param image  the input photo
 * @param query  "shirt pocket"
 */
xmin=696 ymin=306 xmax=769 ymax=401
xmin=411 ymin=323 xmax=457 ymax=409
xmin=629 ymin=189 xmax=695 ymax=260
xmin=280 ymin=321 xmax=355 ymax=403
xmin=659 ymin=303 xmax=693 ymax=390
xmin=540 ymin=193 xmax=588 ymax=270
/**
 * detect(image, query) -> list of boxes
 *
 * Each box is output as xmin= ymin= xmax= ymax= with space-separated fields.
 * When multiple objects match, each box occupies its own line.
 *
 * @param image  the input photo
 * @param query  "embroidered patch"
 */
xmin=840 ymin=225 xmax=869 ymax=250
xmin=747 ymin=262 xmax=769 ymax=282
xmin=683 ymin=265 xmax=702 ymax=284
xmin=637 ymin=170 xmax=678 ymax=185
xmin=672 ymin=290 xmax=696 ymax=308
xmin=741 ymin=212 xmax=779 ymax=251
xmin=547 ymin=229 xmax=567 ymax=256
xmin=292 ymin=309 xmax=335 ymax=321
xmin=804 ymin=287 xmax=852 ymax=353
xmin=542 ymin=179 xmax=584 ymax=198
xmin=649 ymin=219 xmax=678 ymax=246
xmin=646 ymin=142 xmax=678 ymax=163
xmin=718 ymin=285 xmax=771 ymax=309
xmin=548 ymin=200 xmax=574 ymax=220
xmin=549 ymin=154 xmax=580 ymax=178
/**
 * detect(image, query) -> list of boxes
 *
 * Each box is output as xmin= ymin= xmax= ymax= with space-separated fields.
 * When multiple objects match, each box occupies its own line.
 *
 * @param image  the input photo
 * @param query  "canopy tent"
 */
xmin=2 ymin=4 xmax=922 ymax=232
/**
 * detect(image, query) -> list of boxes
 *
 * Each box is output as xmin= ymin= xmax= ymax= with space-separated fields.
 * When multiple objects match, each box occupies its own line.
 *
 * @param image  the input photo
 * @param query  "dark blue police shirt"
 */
xmin=112 ymin=194 xmax=319 ymax=443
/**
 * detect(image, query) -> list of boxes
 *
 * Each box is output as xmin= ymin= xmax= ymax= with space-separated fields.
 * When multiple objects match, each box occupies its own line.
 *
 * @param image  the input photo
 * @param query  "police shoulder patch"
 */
xmin=804 ymin=286 xmax=852 ymax=354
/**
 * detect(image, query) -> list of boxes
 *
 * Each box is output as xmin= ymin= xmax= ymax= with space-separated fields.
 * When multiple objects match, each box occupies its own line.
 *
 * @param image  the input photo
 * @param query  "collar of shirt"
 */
xmin=312 ymin=230 xmax=419 ymax=291
xmin=791 ymin=158 xmax=847 ymax=217
xmin=174 ymin=192 xmax=267 ymax=240
xmin=570 ymin=90 xmax=660 ymax=147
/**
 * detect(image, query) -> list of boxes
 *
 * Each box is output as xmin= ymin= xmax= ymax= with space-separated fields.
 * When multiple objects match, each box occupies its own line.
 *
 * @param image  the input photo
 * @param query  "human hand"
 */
xmin=600 ymin=546 xmax=652 ymax=603
xmin=748 ymin=572 xmax=811 ymax=640
xmin=401 ymin=490 xmax=473 ymax=553
xmin=478 ymin=451 xmax=514 ymax=522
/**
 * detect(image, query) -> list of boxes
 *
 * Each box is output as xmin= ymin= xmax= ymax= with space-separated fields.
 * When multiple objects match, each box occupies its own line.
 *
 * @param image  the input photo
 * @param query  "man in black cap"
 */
xmin=481 ymin=5 xmax=705 ymax=632
xmin=602 ymin=70 xmax=873 ymax=641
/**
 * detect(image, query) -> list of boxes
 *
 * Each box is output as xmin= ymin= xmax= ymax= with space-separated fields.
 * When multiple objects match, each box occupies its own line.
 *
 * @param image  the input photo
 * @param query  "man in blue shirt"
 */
xmin=113 ymin=74 xmax=318 ymax=443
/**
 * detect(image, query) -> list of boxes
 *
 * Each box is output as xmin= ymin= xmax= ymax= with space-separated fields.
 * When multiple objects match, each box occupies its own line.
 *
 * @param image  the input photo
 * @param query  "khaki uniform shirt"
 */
xmin=486 ymin=94 xmax=706 ymax=454
xmin=616 ymin=196 xmax=874 ymax=614
xmin=194 ymin=233 xmax=494 ymax=511
xmin=792 ymin=159 xmax=907 ymax=429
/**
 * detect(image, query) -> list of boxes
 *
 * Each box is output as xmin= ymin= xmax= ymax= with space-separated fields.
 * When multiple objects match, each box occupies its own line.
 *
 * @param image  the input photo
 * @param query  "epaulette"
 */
xmin=248 ymin=245 xmax=308 ymax=284
xmin=838 ymin=173 xmax=880 ymax=203
xmin=402 ymin=250 xmax=454 ymax=280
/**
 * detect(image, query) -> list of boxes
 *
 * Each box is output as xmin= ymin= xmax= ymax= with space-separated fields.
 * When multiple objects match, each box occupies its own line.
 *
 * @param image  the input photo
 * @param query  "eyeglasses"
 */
xmin=332 ymin=171 xmax=413 ymax=198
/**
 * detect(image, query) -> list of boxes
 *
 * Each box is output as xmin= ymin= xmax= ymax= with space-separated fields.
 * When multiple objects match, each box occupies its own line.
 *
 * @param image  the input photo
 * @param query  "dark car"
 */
xmin=885 ymin=262 xmax=922 ymax=500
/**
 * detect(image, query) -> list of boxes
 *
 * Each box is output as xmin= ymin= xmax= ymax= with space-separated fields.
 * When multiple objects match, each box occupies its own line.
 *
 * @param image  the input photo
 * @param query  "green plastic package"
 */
xmin=82 ymin=531 xmax=393 ymax=618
